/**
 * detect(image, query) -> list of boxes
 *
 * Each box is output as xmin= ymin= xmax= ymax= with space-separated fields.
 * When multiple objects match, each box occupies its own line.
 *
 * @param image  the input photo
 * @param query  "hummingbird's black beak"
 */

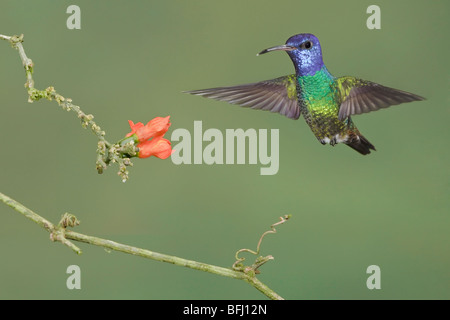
xmin=257 ymin=44 xmax=296 ymax=56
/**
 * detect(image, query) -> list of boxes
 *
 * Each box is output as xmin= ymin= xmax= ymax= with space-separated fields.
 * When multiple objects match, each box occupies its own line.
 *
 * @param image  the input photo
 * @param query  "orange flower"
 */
xmin=127 ymin=116 xmax=171 ymax=142
xmin=124 ymin=116 xmax=172 ymax=159
xmin=137 ymin=137 xmax=172 ymax=159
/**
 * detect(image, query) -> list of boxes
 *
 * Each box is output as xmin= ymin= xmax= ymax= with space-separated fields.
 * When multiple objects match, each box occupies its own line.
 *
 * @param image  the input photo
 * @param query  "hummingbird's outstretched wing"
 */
xmin=184 ymin=75 xmax=301 ymax=120
xmin=336 ymin=76 xmax=425 ymax=121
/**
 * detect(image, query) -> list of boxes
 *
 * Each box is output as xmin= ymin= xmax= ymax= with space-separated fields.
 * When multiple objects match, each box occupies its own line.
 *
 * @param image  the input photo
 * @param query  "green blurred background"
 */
xmin=1 ymin=0 xmax=449 ymax=299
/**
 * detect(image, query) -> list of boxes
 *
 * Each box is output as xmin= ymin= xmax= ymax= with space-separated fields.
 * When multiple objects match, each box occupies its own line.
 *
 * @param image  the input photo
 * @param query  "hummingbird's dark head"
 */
xmin=258 ymin=33 xmax=324 ymax=76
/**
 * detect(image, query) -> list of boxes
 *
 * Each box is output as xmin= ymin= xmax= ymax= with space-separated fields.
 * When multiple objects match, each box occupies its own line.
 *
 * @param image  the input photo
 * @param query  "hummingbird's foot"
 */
xmin=330 ymin=137 xmax=337 ymax=146
xmin=320 ymin=134 xmax=348 ymax=147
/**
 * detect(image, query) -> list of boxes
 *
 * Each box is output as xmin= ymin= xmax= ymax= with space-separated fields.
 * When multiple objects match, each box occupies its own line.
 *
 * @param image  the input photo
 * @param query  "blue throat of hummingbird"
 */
xmin=258 ymin=33 xmax=326 ymax=77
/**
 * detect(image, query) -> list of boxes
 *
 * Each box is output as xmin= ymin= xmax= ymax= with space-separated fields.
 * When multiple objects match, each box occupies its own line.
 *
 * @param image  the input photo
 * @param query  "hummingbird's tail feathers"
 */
xmin=184 ymin=75 xmax=301 ymax=120
xmin=345 ymin=135 xmax=376 ymax=155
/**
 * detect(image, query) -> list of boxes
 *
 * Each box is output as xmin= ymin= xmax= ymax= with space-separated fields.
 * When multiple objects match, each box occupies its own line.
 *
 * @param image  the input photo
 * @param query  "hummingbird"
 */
xmin=185 ymin=33 xmax=425 ymax=155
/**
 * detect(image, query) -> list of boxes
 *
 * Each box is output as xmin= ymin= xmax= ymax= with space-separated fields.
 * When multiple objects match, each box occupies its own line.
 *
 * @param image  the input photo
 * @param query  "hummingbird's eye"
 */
xmin=300 ymin=41 xmax=312 ymax=50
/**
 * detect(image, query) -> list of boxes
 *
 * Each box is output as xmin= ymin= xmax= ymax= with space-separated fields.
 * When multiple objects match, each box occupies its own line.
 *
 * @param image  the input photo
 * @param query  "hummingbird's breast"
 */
xmin=296 ymin=68 xmax=350 ymax=144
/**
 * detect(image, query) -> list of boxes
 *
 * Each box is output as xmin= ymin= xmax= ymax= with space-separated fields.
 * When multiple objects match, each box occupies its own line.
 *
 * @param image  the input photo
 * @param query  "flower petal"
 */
xmin=138 ymin=116 xmax=171 ymax=141
xmin=125 ymin=116 xmax=171 ymax=142
xmin=137 ymin=137 xmax=172 ymax=159
xmin=126 ymin=120 xmax=145 ymax=137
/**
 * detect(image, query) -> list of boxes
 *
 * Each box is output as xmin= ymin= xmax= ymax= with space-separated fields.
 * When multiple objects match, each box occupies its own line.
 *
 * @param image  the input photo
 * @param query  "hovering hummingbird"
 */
xmin=185 ymin=33 xmax=425 ymax=155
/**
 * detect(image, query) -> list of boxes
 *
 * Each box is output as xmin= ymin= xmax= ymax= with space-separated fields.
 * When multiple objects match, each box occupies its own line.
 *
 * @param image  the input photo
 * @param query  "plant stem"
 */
xmin=0 ymin=33 xmax=132 ymax=181
xmin=1 ymin=191 xmax=54 ymax=232
xmin=0 ymin=191 xmax=284 ymax=300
